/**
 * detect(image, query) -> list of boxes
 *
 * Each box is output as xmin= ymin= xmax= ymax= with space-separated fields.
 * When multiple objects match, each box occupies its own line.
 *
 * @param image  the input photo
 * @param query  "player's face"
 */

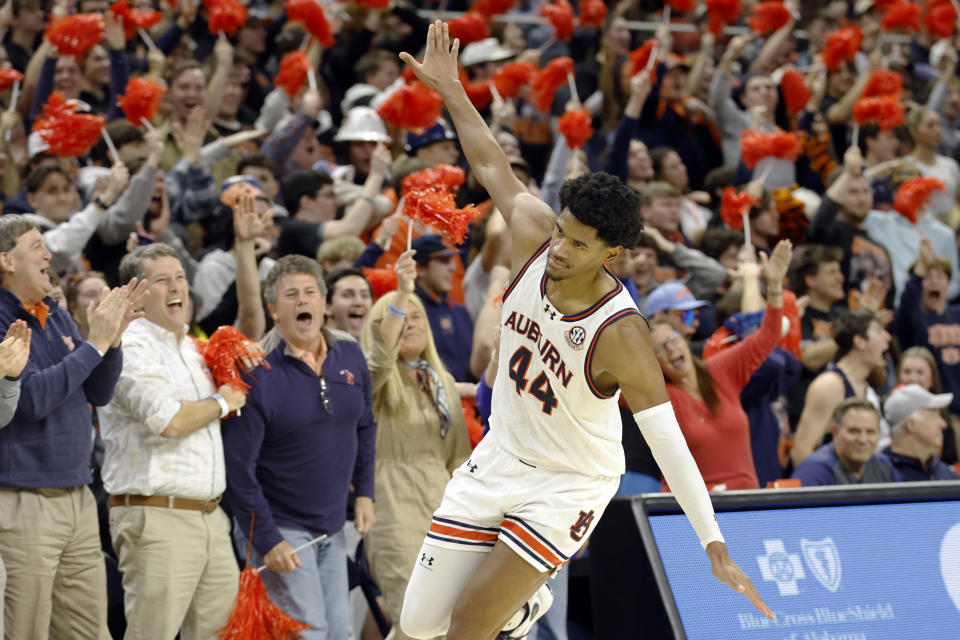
xmin=547 ymin=210 xmax=618 ymax=281
xmin=833 ymin=408 xmax=880 ymax=469
xmin=651 ymin=323 xmax=692 ymax=381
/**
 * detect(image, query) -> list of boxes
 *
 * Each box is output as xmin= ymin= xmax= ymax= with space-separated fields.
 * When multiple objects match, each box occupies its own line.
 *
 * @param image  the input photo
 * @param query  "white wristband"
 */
xmin=633 ymin=402 xmax=725 ymax=549
xmin=211 ymin=393 xmax=230 ymax=419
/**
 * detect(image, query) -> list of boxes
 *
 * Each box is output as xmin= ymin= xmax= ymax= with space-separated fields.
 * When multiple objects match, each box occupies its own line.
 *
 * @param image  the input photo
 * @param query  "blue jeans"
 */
xmin=527 ymin=565 xmax=569 ymax=640
xmin=233 ymin=524 xmax=350 ymax=640
xmin=616 ymin=471 xmax=662 ymax=496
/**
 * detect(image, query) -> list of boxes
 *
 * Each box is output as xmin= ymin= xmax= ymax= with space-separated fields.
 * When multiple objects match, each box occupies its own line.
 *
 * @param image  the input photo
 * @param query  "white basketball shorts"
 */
xmin=426 ymin=432 xmax=619 ymax=573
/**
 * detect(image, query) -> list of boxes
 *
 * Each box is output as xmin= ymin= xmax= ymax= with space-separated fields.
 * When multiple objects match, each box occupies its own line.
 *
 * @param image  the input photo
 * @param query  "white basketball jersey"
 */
xmin=488 ymin=241 xmax=643 ymax=478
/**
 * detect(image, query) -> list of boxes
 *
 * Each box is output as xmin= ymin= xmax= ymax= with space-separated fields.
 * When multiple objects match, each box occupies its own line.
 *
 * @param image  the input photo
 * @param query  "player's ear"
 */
xmin=603 ymin=245 xmax=622 ymax=264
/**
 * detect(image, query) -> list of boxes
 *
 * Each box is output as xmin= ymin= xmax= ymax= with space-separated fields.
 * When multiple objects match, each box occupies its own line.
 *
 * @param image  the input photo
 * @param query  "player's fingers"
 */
xmin=741 ymin=577 xmax=775 ymax=620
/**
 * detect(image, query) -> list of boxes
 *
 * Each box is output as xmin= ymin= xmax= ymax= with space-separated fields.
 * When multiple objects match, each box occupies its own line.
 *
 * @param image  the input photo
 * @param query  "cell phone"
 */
xmin=136 ymin=232 xmax=154 ymax=246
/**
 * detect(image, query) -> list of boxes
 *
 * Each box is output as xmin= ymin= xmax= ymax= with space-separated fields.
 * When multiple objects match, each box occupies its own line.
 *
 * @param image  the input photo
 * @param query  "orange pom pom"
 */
xmin=110 ymin=0 xmax=162 ymax=40
xmin=577 ymin=0 xmax=607 ymax=28
xmin=355 ymin=0 xmax=391 ymax=7
xmin=925 ymin=0 xmax=957 ymax=38
xmin=893 ymin=176 xmax=945 ymax=223
xmin=557 ymin=108 xmax=593 ymax=149
xmin=882 ymin=0 xmax=922 ymax=31
xmin=285 ymin=0 xmax=334 ymax=46
xmin=448 ymin=11 xmax=489 ymax=44
xmin=540 ymin=0 xmax=575 ymax=41
xmin=402 ymin=65 xmax=418 ymax=85
xmin=205 ymin=0 xmax=247 ymax=36
xmin=666 ymin=0 xmax=697 ymax=11
xmin=402 ymin=164 xmax=466 ymax=195
xmin=626 ymin=40 xmax=658 ymax=81
xmin=203 ymin=326 xmax=269 ymax=394
xmin=471 ymin=0 xmax=515 ymax=17
xmin=377 ymin=83 xmax=443 ymax=132
xmin=740 ymin=129 xmax=802 ymax=170
xmin=404 ymin=190 xmax=480 ymax=247
xmin=748 ymin=1 xmax=792 ymax=36
xmin=706 ymin=0 xmax=742 ymax=36
xmin=862 ymin=68 xmax=903 ymax=98
xmin=492 ymin=61 xmax=538 ymax=98
xmin=465 ymin=78 xmax=493 ymax=110
xmin=0 ymin=68 xmax=23 ymax=92
xmin=822 ymin=26 xmax=863 ymax=71
xmin=44 ymin=14 xmax=105 ymax=57
xmin=360 ymin=267 xmax=398 ymax=299
xmin=274 ymin=51 xmax=311 ymax=98
xmin=853 ymin=95 xmax=905 ymax=130
xmin=34 ymin=92 xmax=105 ymax=157
xmin=720 ymin=187 xmax=759 ymax=229
xmin=532 ymin=56 xmax=574 ymax=112
xmin=217 ymin=566 xmax=310 ymax=640
xmin=118 ymin=77 xmax=166 ymax=126
xmin=780 ymin=68 xmax=811 ymax=117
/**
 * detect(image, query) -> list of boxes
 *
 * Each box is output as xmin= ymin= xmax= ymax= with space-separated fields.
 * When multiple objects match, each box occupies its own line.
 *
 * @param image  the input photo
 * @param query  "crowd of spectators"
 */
xmin=1 ymin=0 xmax=960 ymax=636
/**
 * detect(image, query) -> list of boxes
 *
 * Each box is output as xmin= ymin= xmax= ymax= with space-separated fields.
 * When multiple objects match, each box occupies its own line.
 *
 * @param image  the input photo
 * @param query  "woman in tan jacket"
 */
xmin=360 ymin=249 xmax=471 ymax=639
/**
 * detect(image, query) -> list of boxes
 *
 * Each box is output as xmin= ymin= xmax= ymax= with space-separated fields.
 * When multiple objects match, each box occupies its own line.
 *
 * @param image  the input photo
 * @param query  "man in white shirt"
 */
xmin=100 ymin=242 xmax=246 ymax=639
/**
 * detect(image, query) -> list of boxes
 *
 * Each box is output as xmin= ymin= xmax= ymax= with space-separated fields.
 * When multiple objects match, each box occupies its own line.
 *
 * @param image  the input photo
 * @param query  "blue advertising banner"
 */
xmin=649 ymin=500 xmax=960 ymax=639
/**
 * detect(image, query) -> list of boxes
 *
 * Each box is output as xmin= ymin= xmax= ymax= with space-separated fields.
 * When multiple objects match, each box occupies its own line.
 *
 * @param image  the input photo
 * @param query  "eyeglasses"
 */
xmin=654 ymin=331 xmax=684 ymax=358
xmin=319 ymin=376 xmax=330 ymax=414
xmin=668 ymin=309 xmax=698 ymax=326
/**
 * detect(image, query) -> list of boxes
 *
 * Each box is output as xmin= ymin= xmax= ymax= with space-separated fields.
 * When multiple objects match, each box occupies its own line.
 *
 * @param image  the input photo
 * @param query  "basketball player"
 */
xmin=395 ymin=22 xmax=777 ymax=640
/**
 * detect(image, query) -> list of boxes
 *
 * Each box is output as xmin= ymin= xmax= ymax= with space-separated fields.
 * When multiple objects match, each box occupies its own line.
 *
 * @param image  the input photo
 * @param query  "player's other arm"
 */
xmin=401 ymin=21 xmax=555 ymax=263
xmin=590 ymin=315 xmax=775 ymax=621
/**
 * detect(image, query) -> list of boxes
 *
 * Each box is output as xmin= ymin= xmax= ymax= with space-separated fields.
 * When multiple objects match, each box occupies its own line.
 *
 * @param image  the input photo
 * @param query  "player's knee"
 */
xmin=399 ymin=598 xmax=448 ymax=639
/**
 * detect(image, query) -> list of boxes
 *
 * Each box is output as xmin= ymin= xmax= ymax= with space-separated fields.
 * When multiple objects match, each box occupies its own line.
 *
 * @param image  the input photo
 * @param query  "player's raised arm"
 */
xmin=400 ymin=22 xmax=554 ymax=261
xmin=590 ymin=314 xmax=775 ymax=621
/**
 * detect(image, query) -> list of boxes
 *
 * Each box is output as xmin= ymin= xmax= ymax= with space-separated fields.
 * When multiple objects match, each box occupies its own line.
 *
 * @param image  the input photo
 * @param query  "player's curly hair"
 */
xmin=558 ymin=172 xmax=643 ymax=249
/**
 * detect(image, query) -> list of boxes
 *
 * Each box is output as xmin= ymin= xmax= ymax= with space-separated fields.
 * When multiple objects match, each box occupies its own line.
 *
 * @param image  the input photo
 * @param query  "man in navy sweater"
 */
xmin=223 ymin=254 xmax=377 ymax=639
xmin=0 ymin=215 xmax=143 ymax=638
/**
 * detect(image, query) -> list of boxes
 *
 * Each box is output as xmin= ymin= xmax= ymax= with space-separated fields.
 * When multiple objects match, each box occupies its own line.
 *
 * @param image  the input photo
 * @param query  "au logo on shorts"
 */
xmin=564 ymin=326 xmax=586 ymax=351
xmin=569 ymin=509 xmax=595 ymax=542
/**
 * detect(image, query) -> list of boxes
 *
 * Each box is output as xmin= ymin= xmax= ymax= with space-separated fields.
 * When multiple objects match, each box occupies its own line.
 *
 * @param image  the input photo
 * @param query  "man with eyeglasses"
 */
xmin=222 ymin=254 xmax=377 ymax=639
xmin=643 ymin=282 xmax=710 ymax=342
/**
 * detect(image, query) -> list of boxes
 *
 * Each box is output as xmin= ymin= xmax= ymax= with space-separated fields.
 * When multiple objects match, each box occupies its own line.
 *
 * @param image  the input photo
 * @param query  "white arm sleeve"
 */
xmin=634 ymin=401 xmax=725 ymax=549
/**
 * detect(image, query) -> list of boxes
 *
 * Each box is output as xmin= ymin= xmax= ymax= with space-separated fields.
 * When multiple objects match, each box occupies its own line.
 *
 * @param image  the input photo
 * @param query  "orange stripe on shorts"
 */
xmin=429 ymin=522 xmax=499 ymax=542
xmin=499 ymin=520 xmax=562 ymax=567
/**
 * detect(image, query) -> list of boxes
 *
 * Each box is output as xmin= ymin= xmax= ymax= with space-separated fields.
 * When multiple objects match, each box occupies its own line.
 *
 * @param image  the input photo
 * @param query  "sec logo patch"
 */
xmin=565 ymin=326 xmax=586 ymax=351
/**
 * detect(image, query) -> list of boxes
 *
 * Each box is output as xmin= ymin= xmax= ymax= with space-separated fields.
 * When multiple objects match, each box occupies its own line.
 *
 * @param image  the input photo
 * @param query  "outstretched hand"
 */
xmin=707 ymin=541 xmax=776 ymax=621
xmin=399 ymin=21 xmax=461 ymax=93
xmin=760 ymin=239 xmax=793 ymax=289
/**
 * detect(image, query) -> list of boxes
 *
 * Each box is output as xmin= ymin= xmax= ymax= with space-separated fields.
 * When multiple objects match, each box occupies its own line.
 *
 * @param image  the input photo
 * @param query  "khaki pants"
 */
xmin=0 ymin=486 xmax=110 ymax=640
xmin=109 ymin=504 xmax=239 ymax=640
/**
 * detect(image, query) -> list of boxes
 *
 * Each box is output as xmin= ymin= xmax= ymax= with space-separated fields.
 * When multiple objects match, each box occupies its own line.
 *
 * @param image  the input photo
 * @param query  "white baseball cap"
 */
xmin=459 ymin=38 xmax=514 ymax=68
xmin=883 ymin=384 xmax=953 ymax=425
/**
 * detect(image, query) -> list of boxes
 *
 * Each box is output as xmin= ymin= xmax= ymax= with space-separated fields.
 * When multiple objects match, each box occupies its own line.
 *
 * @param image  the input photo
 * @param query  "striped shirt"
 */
xmin=99 ymin=318 xmax=224 ymax=500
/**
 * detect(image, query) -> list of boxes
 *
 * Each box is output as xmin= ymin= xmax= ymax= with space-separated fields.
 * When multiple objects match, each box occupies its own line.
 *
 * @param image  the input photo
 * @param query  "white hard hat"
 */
xmin=334 ymin=106 xmax=391 ymax=144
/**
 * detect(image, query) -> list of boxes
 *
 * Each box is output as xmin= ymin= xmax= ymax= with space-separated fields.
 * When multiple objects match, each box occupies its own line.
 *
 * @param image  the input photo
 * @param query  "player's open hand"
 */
xmin=707 ymin=541 xmax=775 ymax=621
xmin=399 ymin=21 xmax=461 ymax=93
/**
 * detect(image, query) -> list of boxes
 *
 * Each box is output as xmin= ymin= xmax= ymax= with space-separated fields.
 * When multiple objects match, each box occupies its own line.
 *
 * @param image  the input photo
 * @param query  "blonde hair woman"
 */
xmin=360 ymin=249 xmax=470 ymax=639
